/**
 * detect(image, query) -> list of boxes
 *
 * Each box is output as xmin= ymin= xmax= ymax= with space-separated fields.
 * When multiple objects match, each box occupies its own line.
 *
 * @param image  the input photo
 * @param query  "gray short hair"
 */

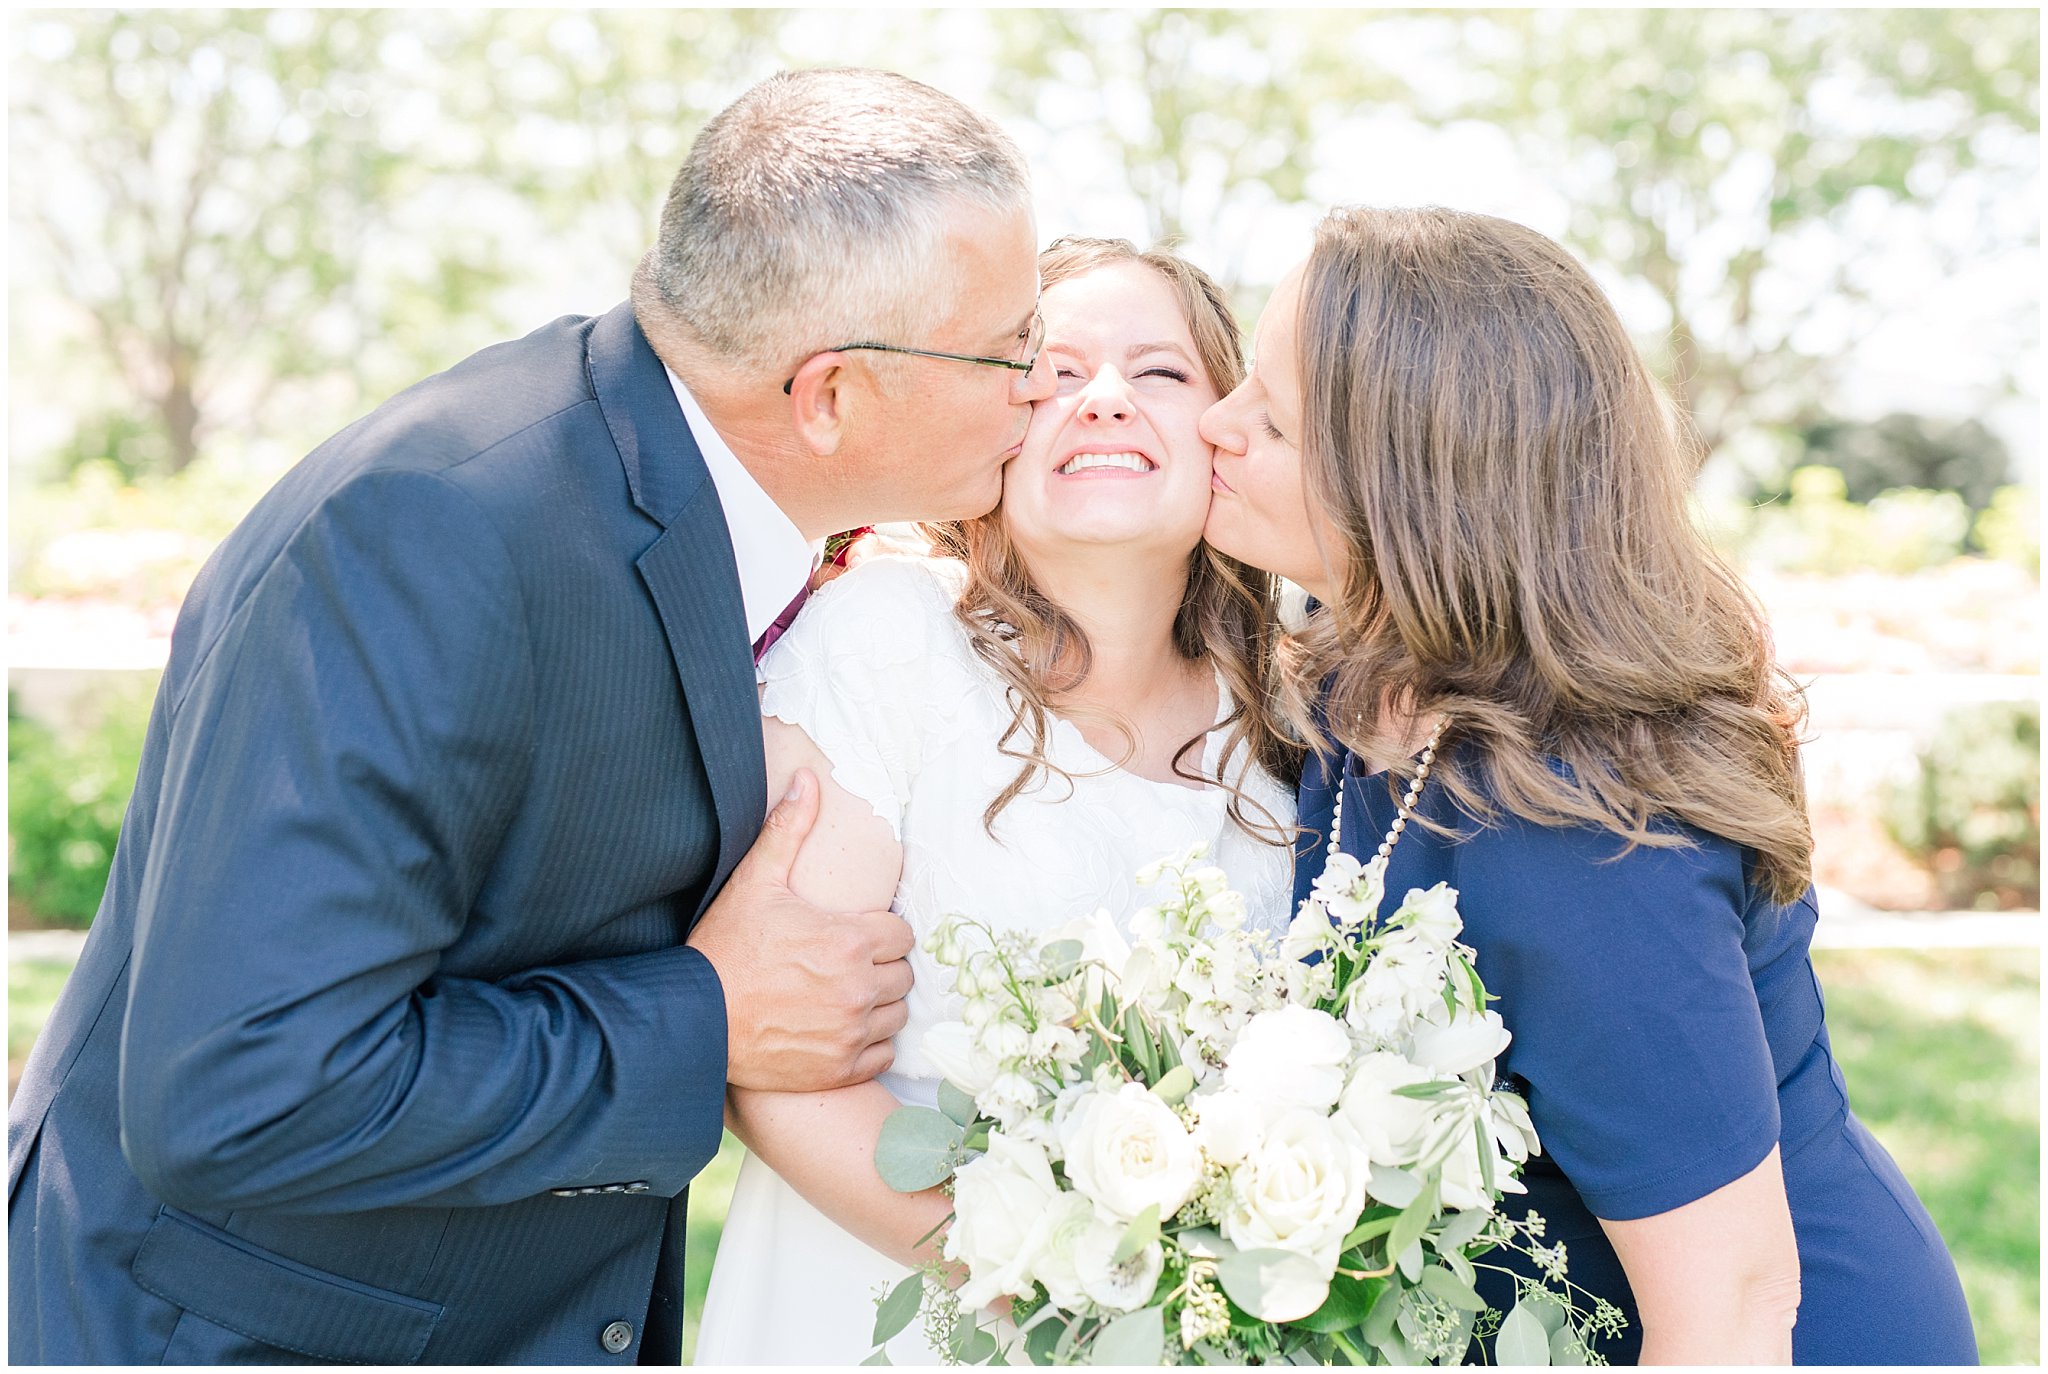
xmin=633 ymin=68 xmax=1031 ymax=374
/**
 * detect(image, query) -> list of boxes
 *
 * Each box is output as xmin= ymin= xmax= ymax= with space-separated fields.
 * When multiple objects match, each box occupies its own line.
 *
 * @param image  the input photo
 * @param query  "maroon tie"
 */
xmin=752 ymin=584 xmax=810 ymax=664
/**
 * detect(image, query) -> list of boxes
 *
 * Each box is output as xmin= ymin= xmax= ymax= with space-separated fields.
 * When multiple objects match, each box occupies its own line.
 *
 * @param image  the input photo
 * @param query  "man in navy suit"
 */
xmin=8 ymin=68 xmax=1053 ymax=1363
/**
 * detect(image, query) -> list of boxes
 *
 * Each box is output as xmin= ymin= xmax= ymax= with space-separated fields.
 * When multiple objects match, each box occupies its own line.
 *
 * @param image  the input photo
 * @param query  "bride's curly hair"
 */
xmin=1281 ymin=206 xmax=1813 ymax=902
xmin=923 ymin=237 xmax=1301 ymax=845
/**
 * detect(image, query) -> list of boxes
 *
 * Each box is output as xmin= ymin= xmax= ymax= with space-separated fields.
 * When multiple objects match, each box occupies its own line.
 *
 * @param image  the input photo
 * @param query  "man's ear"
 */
xmin=786 ymin=353 xmax=852 ymax=457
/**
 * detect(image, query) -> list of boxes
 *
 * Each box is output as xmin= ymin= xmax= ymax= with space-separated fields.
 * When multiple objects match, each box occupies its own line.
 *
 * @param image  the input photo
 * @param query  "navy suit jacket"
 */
xmin=8 ymin=304 xmax=763 ymax=1363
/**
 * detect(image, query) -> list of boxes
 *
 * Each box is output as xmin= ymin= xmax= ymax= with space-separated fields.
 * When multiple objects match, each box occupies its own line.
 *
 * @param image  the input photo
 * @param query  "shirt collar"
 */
xmin=665 ymin=367 xmax=819 ymax=643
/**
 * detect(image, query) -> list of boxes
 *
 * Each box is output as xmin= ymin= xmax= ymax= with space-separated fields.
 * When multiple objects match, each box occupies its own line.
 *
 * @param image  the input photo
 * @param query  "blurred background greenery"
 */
xmin=7 ymin=7 xmax=2039 ymax=1364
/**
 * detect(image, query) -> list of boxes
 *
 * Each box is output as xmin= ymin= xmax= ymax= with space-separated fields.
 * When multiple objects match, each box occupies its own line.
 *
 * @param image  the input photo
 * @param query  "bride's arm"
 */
xmin=723 ymin=709 xmax=956 ymax=1272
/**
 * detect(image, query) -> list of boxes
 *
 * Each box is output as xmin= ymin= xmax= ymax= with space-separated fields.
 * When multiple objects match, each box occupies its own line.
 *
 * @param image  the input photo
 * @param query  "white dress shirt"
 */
xmin=664 ymin=367 xmax=819 ymax=644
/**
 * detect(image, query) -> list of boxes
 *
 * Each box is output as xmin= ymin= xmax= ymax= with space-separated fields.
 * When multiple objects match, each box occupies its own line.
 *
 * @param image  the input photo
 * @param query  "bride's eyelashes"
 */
xmin=1050 ymin=363 xmax=1191 ymax=385
xmin=1260 ymin=412 xmax=1288 ymax=442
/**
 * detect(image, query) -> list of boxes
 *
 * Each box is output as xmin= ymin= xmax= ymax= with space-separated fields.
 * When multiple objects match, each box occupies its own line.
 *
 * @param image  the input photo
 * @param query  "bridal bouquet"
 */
xmin=868 ymin=846 xmax=1621 ymax=1366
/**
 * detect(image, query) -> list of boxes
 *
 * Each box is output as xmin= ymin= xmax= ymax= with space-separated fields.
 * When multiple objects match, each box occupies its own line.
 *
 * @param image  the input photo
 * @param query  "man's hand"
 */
xmin=688 ymin=769 xmax=915 ymax=1091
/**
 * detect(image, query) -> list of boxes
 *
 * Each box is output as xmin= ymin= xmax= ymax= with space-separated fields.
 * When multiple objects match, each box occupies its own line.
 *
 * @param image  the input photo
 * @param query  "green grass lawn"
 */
xmin=9 ymin=946 xmax=2037 ymax=1363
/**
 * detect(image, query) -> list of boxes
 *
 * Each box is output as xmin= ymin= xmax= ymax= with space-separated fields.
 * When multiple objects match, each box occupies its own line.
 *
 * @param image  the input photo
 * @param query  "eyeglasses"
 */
xmin=782 ymin=312 xmax=1044 ymax=394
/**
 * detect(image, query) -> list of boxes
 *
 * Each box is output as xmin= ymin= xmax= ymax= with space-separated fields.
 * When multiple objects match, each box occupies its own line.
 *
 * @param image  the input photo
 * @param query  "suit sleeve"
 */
xmin=119 ymin=467 xmax=728 ymax=1214
xmin=1453 ymin=819 xmax=1782 ymax=1221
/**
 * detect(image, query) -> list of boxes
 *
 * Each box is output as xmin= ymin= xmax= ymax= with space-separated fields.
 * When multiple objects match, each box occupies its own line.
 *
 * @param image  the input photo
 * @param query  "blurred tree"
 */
xmin=10 ymin=10 xmax=511 ymax=476
xmin=1798 ymin=413 xmax=2013 ymax=512
xmin=1420 ymin=8 xmax=2039 ymax=463
xmin=451 ymin=10 xmax=792 ymax=275
xmin=985 ymin=9 xmax=1386 ymax=286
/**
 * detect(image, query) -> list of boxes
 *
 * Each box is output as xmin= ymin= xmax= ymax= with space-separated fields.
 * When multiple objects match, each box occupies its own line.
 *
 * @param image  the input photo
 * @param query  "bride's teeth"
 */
xmin=1058 ymin=451 xmax=1153 ymax=476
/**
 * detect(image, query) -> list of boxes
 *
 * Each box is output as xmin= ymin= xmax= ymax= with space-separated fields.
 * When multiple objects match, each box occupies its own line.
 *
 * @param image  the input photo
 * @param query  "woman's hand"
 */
xmin=1598 ymin=1146 xmax=1801 ymax=1364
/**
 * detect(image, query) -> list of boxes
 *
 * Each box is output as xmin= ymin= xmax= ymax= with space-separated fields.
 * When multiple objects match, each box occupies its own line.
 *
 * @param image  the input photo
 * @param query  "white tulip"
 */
xmin=1190 ymin=1087 xmax=1266 ymax=1167
xmin=922 ymin=1020 xmax=1000 ymax=1095
xmin=1409 ymin=1006 xmax=1511 ymax=1077
xmin=1331 ymin=1051 xmax=1443 ymax=1171
xmin=1224 ymin=1006 xmax=1352 ymax=1112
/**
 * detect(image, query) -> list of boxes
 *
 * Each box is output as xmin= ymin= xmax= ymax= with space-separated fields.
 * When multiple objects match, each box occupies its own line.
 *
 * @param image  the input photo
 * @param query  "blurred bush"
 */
xmin=1882 ymin=700 xmax=2042 ymax=911
xmin=1732 ymin=466 xmax=1975 ymax=575
xmin=9 ymin=460 xmax=272 ymax=609
xmin=1974 ymin=486 xmax=2041 ymax=574
xmin=7 ymin=682 xmax=155 ymax=928
xmin=1798 ymin=413 xmax=2013 ymax=517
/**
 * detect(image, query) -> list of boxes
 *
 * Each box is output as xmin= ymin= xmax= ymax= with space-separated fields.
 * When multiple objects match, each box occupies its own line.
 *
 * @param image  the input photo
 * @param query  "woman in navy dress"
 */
xmin=1199 ymin=206 xmax=1977 ymax=1364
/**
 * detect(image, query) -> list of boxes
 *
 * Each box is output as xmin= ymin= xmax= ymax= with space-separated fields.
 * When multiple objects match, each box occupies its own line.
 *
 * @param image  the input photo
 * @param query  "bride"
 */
xmin=694 ymin=237 xmax=1303 ymax=1363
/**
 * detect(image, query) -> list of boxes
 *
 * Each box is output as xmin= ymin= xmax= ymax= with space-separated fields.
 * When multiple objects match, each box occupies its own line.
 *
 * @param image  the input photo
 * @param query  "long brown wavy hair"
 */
xmin=1281 ymin=206 xmax=1813 ymax=902
xmin=924 ymin=237 xmax=1301 ymax=844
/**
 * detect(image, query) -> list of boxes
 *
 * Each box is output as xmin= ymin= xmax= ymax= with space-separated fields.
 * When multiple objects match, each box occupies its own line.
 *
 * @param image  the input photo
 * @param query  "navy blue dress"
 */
xmin=1296 ymin=745 xmax=1977 ymax=1364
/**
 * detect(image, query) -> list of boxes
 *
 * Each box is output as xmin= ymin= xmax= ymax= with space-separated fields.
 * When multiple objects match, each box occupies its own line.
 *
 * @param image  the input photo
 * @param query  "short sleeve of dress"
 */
xmin=756 ymin=555 xmax=973 ymax=842
xmin=1452 ymin=817 xmax=1782 ymax=1221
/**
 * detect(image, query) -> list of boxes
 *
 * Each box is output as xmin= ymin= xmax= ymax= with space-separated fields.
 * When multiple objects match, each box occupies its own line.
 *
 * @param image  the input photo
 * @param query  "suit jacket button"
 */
xmin=600 ymin=1320 xmax=634 ymax=1355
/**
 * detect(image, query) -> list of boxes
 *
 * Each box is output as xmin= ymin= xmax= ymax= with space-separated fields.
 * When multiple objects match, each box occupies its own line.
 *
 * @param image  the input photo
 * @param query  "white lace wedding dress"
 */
xmin=693 ymin=555 xmax=1296 ymax=1364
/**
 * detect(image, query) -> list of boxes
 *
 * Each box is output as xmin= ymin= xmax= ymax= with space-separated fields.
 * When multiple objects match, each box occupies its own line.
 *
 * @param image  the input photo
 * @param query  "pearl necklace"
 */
xmin=1328 ymin=717 xmax=1448 ymax=870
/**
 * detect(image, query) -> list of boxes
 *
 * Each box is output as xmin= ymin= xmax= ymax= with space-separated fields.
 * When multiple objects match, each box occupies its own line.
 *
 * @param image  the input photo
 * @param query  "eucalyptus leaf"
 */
xmin=875 ymin=1107 xmax=965 ymax=1191
xmin=1442 ymin=1246 xmax=1477 ymax=1289
xmin=1177 ymin=1226 xmax=1235 ymax=1260
xmin=1041 ymin=938 xmax=1085 ymax=981
xmin=1340 ymin=1209 xmax=1400 ymax=1251
xmin=938 ymin=1077 xmax=979 ymax=1128
xmin=1367 ymin=1165 xmax=1423 ymax=1208
xmin=957 ymin=1327 xmax=999 ymax=1364
xmin=1531 ymin=1294 xmax=1568 ymax=1336
xmin=1550 ymin=1325 xmax=1589 ymax=1366
xmin=1150 ymin=1063 xmax=1196 ymax=1106
xmin=860 ymin=1350 xmax=891 ymax=1366
xmin=1369 ymin=1324 xmax=1422 ymax=1366
xmin=1419 ymin=1265 xmax=1485 ymax=1312
xmin=1396 ymin=1239 xmax=1424 ymax=1283
xmin=872 ymin=1273 xmax=924 ymax=1346
xmin=1386 ymin=1178 xmax=1438 ymax=1269
xmin=1089 ymin=1306 xmax=1164 ymax=1366
xmin=1434 ymin=1205 xmax=1491 ymax=1252
xmin=1217 ymin=1248 xmax=1334 ymax=1323
xmin=1495 ymin=1302 xmax=1552 ymax=1366
xmin=1113 ymin=1204 xmax=1162 ymax=1264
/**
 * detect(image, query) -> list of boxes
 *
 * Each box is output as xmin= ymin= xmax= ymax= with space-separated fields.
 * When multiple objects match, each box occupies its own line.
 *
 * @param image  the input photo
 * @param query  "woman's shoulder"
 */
xmin=771 ymin=554 xmax=969 ymax=665
xmin=1373 ymin=745 xmax=1758 ymax=908
xmin=810 ymin=552 xmax=966 ymax=616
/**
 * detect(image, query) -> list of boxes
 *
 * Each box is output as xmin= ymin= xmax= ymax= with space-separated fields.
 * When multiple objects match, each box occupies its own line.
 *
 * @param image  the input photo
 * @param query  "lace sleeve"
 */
xmin=756 ymin=555 xmax=971 ymax=841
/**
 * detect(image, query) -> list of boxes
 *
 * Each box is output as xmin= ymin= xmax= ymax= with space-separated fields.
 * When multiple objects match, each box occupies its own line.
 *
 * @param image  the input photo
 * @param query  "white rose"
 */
xmin=945 ymin=1133 xmax=1061 ymax=1310
xmin=1393 ymin=882 xmax=1463 ymax=947
xmin=1190 ymin=1087 xmax=1266 ymax=1167
xmin=1058 ymin=1081 xmax=1203 ymax=1223
xmin=1070 ymin=1218 xmax=1165 ymax=1312
xmin=1028 ymin=1192 xmax=1101 ymax=1312
xmin=923 ymin=1021 xmax=1000 ymax=1095
xmin=1331 ymin=1051 xmax=1443 ymax=1170
xmin=1224 ymin=1006 xmax=1352 ymax=1112
xmin=1221 ymin=1107 xmax=1369 ymax=1269
xmin=1409 ymin=1007 xmax=1511 ymax=1077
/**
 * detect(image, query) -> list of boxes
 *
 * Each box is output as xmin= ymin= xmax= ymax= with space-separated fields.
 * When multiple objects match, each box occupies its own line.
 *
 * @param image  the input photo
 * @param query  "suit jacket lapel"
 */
xmin=589 ymin=303 xmax=767 ymax=922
